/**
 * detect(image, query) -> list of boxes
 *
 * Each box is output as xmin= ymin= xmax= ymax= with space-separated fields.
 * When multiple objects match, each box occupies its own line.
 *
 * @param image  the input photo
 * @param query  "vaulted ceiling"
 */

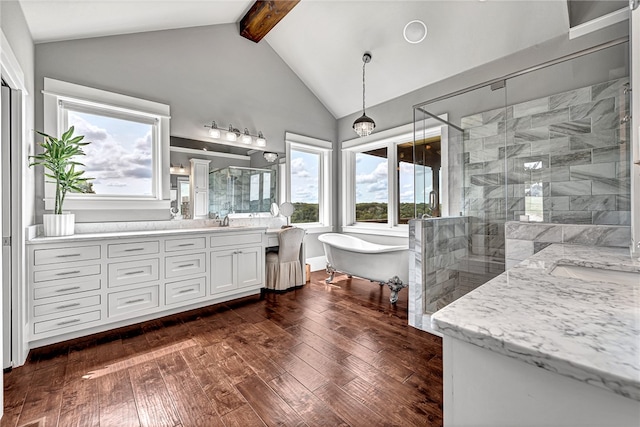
xmin=17 ymin=1 xmax=624 ymax=119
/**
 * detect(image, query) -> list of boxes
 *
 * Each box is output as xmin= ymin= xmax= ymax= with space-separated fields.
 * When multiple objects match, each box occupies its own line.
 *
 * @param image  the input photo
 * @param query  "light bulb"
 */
xmin=256 ymin=131 xmax=266 ymax=147
xmin=242 ymin=128 xmax=252 ymax=144
xmin=226 ymin=125 xmax=237 ymax=142
xmin=209 ymin=128 xmax=220 ymax=138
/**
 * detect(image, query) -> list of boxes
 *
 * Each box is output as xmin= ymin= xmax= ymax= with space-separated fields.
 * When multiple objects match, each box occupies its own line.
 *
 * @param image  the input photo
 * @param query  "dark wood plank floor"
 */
xmin=3 ymin=271 xmax=443 ymax=427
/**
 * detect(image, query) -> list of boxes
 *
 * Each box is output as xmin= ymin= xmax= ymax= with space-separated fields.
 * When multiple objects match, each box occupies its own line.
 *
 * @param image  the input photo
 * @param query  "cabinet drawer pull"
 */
xmin=56 ymin=253 xmax=81 ymax=258
xmin=124 ymin=248 xmax=145 ymax=252
xmin=178 ymin=288 xmax=195 ymax=294
xmin=56 ymin=302 xmax=81 ymax=310
xmin=124 ymin=270 xmax=145 ymax=276
xmin=56 ymin=286 xmax=81 ymax=292
xmin=177 ymin=243 xmax=194 ymax=247
xmin=57 ymin=318 xmax=81 ymax=326
xmin=125 ymin=298 xmax=145 ymax=305
xmin=56 ymin=270 xmax=80 ymax=276
xmin=177 ymin=263 xmax=195 ymax=268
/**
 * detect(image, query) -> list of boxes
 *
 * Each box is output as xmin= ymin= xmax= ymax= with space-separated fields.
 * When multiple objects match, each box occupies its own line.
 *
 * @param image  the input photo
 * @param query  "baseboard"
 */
xmin=306 ymin=256 xmax=327 ymax=272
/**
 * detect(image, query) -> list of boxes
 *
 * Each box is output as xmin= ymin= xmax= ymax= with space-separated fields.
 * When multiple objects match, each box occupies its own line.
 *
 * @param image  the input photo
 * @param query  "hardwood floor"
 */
xmin=3 ymin=271 xmax=443 ymax=427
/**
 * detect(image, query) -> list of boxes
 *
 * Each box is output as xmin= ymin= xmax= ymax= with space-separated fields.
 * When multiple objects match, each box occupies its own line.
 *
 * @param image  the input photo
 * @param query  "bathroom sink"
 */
xmin=550 ymin=264 xmax=639 ymax=286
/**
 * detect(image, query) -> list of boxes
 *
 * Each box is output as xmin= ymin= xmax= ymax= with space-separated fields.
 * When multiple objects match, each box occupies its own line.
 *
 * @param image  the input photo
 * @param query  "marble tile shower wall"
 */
xmin=461 ymin=77 xmax=630 ymax=262
xmin=409 ymin=217 xmax=470 ymax=324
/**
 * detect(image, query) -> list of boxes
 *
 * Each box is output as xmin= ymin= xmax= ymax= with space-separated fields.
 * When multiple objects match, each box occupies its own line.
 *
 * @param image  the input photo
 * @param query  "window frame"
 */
xmin=42 ymin=78 xmax=171 ymax=214
xmin=285 ymin=132 xmax=333 ymax=233
xmin=341 ymin=118 xmax=447 ymax=237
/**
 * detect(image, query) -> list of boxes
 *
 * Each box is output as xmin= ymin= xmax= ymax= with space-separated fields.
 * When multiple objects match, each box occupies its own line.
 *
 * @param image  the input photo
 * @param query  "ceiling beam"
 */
xmin=239 ymin=0 xmax=300 ymax=43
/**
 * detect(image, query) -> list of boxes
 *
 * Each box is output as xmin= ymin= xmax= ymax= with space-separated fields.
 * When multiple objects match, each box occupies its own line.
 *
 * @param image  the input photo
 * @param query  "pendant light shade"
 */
xmin=353 ymin=52 xmax=375 ymax=137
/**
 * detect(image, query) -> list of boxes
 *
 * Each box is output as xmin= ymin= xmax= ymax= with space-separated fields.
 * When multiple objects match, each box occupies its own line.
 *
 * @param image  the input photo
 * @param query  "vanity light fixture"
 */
xmin=263 ymin=151 xmax=278 ymax=162
xmin=353 ymin=52 xmax=376 ymax=137
xmin=204 ymin=121 xmax=267 ymax=147
xmin=179 ymin=164 xmax=185 ymax=174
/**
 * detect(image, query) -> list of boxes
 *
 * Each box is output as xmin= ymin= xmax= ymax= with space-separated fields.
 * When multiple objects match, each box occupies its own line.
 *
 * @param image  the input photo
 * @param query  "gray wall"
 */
xmin=34 ymin=23 xmax=337 ymax=224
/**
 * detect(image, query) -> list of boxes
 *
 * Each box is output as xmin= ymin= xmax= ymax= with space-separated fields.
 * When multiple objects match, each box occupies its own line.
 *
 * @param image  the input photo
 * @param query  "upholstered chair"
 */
xmin=265 ymin=227 xmax=305 ymax=291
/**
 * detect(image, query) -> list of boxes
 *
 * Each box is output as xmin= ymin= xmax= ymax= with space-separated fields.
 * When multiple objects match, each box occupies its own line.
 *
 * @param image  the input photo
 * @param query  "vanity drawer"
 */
xmin=108 ymin=285 xmax=159 ymax=319
xmin=33 ymin=278 xmax=102 ymax=300
xmin=33 ymin=294 xmax=101 ymax=318
xmin=165 ymin=253 xmax=206 ymax=279
xmin=33 ymin=310 xmax=101 ymax=335
xmin=108 ymin=258 xmax=159 ymax=288
xmin=210 ymin=233 xmax=262 ymax=247
xmin=33 ymin=264 xmax=101 ymax=283
xmin=107 ymin=241 xmax=159 ymax=258
xmin=33 ymin=245 xmax=101 ymax=266
xmin=165 ymin=277 xmax=206 ymax=306
xmin=165 ymin=237 xmax=206 ymax=252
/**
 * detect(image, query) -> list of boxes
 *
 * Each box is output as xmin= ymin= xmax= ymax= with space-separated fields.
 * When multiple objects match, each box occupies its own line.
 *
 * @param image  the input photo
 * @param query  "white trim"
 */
xmin=306 ymin=255 xmax=327 ymax=272
xmin=0 ymin=33 xmax=27 ymax=96
xmin=285 ymin=132 xmax=332 ymax=149
xmin=43 ymin=79 xmax=169 ymax=117
xmin=569 ymin=7 xmax=629 ymax=40
xmin=170 ymin=146 xmax=250 ymax=161
xmin=1 ymin=29 xmax=30 ymax=368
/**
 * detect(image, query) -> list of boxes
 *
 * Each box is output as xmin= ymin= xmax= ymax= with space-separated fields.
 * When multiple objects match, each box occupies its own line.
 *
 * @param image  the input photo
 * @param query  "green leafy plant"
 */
xmin=29 ymin=126 xmax=94 ymax=214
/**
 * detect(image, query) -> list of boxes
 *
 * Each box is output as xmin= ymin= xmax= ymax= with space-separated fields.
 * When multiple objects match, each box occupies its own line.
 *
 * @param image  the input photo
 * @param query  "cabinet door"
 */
xmin=236 ymin=246 xmax=262 ymax=289
xmin=211 ymin=249 xmax=236 ymax=294
xmin=193 ymin=190 xmax=208 ymax=218
xmin=193 ymin=161 xmax=209 ymax=190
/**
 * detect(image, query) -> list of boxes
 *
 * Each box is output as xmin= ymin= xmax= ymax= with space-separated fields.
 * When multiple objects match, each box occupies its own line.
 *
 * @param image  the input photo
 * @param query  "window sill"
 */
xmin=341 ymin=225 xmax=408 ymax=238
xmin=292 ymin=224 xmax=333 ymax=234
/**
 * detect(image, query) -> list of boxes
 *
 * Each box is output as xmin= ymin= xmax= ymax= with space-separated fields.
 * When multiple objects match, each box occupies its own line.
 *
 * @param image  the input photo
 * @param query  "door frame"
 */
xmin=1 ymin=29 xmax=29 ymax=367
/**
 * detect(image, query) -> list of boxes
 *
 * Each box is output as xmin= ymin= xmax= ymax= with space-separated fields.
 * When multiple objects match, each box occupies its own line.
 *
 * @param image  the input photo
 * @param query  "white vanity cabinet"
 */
xmin=27 ymin=228 xmax=267 ymax=348
xmin=210 ymin=232 xmax=264 ymax=295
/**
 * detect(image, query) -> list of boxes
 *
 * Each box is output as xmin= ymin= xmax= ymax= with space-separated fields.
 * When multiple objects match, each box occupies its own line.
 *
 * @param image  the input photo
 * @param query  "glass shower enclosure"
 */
xmin=410 ymin=39 xmax=630 ymax=327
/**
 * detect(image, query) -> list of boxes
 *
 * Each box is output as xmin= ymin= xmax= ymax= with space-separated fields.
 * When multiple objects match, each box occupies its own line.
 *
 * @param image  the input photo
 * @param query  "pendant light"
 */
xmin=353 ymin=52 xmax=376 ymax=137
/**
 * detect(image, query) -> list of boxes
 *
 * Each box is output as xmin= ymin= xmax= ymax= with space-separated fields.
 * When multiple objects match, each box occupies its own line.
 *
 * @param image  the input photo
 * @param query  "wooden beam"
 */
xmin=239 ymin=0 xmax=300 ymax=43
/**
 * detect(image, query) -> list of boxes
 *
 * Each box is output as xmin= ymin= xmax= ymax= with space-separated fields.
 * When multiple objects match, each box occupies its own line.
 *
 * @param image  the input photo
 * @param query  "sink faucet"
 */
xmin=221 ymin=215 xmax=229 ymax=227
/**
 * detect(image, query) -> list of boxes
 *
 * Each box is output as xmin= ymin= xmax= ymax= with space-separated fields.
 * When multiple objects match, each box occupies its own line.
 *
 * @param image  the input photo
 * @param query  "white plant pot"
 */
xmin=43 ymin=213 xmax=75 ymax=237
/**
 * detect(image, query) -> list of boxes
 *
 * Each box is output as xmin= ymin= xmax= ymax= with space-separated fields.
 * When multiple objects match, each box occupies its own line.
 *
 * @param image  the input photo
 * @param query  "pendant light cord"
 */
xmin=362 ymin=60 xmax=366 ymax=115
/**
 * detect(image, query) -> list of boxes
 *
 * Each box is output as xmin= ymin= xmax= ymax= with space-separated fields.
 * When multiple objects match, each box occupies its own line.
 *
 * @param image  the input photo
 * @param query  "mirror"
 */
xmin=169 ymin=136 xmax=284 ymax=219
xmin=209 ymin=166 xmax=277 ymax=217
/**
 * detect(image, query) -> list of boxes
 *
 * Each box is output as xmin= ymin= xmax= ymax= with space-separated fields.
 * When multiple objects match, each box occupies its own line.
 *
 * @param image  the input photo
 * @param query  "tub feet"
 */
xmin=325 ymin=263 xmax=336 ymax=284
xmin=386 ymin=276 xmax=406 ymax=304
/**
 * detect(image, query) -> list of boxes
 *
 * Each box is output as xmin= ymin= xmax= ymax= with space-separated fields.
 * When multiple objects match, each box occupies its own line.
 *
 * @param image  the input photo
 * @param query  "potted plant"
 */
xmin=29 ymin=126 xmax=93 ymax=236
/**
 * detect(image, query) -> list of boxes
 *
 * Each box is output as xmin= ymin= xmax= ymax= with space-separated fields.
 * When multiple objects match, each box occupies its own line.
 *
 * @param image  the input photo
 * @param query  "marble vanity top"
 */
xmin=27 ymin=225 xmax=268 ymax=244
xmin=431 ymin=244 xmax=640 ymax=401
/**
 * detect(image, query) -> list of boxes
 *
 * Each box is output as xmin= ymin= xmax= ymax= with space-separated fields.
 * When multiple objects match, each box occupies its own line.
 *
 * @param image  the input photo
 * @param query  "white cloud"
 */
xmin=356 ymin=161 xmax=387 ymax=184
xmin=291 ymin=157 xmax=310 ymax=178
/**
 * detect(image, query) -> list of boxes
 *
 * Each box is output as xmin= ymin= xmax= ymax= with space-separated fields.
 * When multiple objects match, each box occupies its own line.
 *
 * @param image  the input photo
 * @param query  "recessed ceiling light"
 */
xmin=403 ymin=20 xmax=427 ymax=44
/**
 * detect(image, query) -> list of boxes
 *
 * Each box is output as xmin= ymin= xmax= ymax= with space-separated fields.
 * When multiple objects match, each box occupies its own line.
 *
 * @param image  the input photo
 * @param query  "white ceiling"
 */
xmin=19 ymin=0 xmax=571 ymax=119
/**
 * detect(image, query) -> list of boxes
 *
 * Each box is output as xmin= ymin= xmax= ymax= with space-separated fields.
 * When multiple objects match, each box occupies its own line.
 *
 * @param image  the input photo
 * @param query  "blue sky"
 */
xmin=290 ymin=150 xmax=319 ymax=203
xmin=68 ymin=111 xmax=153 ymax=196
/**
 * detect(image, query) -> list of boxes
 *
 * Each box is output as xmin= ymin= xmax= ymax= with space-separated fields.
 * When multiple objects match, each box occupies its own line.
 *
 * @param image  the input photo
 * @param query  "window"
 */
xmin=355 ymin=147 xmax=388 ymax=223
xmin=342 ymin=120 xmax=446 ymax=236
xmin=285 ymin=133 xmax=332 ymax=231
xmin=63 ymin=103 xmax=156 ymax=197
xmin=43 ymin=78 xmax=170 ymax=214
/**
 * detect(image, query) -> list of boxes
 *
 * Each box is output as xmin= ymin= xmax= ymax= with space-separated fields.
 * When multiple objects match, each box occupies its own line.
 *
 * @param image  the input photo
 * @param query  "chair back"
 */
xmin=277 ymin=227 xmax=305 ymax=262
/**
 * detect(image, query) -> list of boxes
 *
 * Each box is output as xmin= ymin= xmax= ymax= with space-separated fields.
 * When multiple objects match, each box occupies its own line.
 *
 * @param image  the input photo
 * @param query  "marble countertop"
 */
xmin=431 ymin=244 xmax=640 ymax=401
xmin=27 ymin=225 xmax=269 ymax=244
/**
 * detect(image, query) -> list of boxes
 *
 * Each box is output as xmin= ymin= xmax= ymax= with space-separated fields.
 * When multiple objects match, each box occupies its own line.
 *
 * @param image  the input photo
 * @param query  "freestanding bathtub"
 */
xmin=318 ymin=233 xmax=409 ymax=303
